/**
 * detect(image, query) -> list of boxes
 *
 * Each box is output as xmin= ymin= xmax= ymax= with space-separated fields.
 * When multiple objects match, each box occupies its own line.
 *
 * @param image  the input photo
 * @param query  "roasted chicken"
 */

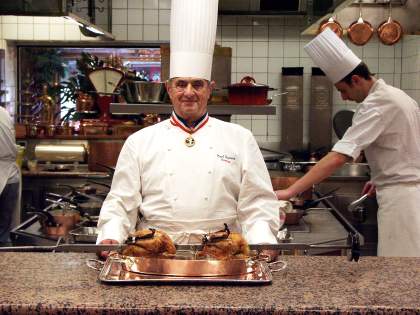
xmin=198 ymin=224 xmax=250 ymax=260
xmin=121 ymin=228 xmax=176 ymax=258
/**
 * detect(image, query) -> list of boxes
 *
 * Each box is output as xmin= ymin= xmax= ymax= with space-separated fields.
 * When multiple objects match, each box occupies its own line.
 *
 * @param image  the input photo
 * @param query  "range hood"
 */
xmin=0 ymin=0 xmax=114 ymax=40
xmin=218 ymin=0 xmax=353 ymax=17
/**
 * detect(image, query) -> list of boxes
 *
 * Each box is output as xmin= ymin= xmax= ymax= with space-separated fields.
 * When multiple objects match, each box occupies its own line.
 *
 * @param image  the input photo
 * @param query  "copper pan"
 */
xmin=347 ymin=3 xmax=374 ymax=46
xmin=318 ymin=16 xmax=343 ymax=38
xmin=377 ymin=2 xmax=403 ymax=45
xmin=121 ymin=255 xmax=258 ymax=277
xmin=27 ymin=209 xmax=81 ymax=238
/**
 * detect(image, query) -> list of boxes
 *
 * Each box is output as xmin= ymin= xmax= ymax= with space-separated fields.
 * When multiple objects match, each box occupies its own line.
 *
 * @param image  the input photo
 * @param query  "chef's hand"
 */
xmin=362 ymin=181 xmax=376 ymax=197
xmin=275 ymin=188 xmax=295 ymax=201
xmin=259 ymin=249 xmax=279 ymax=263
xmin=98 ymin=239 xmax=120 ymax=260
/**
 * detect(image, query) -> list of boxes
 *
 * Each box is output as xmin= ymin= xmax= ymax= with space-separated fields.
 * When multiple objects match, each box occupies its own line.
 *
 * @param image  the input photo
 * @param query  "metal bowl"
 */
xmin=123 ymin=81 xmax=169 ymax=103
xmin=332 ymin=163 xmax=370 ymax=177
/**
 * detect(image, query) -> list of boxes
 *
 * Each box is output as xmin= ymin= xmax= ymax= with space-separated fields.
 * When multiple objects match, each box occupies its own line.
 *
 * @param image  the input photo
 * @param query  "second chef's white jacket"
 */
xmin=97 ymin=116 xmax=281 ymax=245
xmin=332 ymin=79 xmax=420 ymax=257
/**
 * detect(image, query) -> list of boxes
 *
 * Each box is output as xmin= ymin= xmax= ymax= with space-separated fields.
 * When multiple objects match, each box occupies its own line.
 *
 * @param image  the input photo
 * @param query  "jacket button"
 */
xmin=208 ymin=171 xmax=212 ymax=174
xmin=204 ymin=197 xmax=208 ymax=201
xmin=168 ymin=148 xmax=172 ymax=151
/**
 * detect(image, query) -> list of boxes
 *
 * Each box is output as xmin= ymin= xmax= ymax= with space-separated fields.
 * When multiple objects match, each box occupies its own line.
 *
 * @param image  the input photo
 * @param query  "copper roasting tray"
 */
xmin=89 ymin=254 xmax=278 ymax=284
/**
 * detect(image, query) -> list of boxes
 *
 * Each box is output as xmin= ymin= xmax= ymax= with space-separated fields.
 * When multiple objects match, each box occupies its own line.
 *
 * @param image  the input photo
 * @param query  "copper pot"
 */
xmin=347 ymin=4 xmax=374 ymax=46
xmin=27 ymin=209 xmax=81 ymax=238
xmin=377 ymin=2 xmax=403 ymax=46
xmin=318 ymin=16 xmax=343 ymax=38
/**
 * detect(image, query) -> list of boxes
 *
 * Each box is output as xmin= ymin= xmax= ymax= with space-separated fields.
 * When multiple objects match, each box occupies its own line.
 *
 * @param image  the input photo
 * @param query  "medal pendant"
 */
xmin=185 ymin=135 xmax=195 ymax=147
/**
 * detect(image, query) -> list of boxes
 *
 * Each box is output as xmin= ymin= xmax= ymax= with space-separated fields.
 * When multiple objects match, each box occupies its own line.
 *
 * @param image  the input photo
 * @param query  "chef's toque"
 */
xmin=304 ymin=28 xmax=361 ymax=84
xmin=170 ymin=0 xmax=219 ymax=80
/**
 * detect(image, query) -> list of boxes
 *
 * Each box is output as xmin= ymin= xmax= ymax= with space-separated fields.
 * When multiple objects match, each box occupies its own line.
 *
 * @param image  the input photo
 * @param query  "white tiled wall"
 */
xmin=109 ymin=1 xmax=419 ymax=147
xmin=1 ymin=0 xmax=420 ymax=149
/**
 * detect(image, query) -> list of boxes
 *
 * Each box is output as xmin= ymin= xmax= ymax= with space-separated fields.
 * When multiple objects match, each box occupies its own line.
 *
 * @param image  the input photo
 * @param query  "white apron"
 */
xmin=376 ymin=183 xmax=420 ymax=257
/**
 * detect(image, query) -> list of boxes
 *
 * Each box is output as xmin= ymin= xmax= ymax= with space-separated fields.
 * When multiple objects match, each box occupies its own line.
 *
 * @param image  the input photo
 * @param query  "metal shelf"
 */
xmin=110 ymin=103 xmax=276 ymax=116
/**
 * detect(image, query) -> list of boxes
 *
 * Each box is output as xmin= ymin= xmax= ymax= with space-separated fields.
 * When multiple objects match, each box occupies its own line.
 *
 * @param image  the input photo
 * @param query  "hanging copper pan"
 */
xmin=377 ymin=2 xmax=403 ymax=45
xmin=318 ymin=16 xmax=343 ymax=38
xmin=347 ymin=3 xmax=374 ymax=46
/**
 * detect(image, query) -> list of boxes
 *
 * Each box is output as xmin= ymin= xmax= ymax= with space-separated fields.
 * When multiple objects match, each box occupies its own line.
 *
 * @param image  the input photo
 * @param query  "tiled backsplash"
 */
xmin=0 ymin=0 xmax=419 ymax=150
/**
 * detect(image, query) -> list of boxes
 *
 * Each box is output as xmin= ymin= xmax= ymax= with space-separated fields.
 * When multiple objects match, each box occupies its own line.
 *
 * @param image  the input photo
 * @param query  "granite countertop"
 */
xmin=0 ymin=253 xmax=419 ymax=314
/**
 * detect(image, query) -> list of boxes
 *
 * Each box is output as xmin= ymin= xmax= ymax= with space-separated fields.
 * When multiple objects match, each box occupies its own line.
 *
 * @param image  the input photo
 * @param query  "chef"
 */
xmin=97 ymin=0 xmax=281 ymax=257
xmin=0 ymin=106 xmax=20 ymax=246
xmin=276 ymin=28 xmax=420 ymax=257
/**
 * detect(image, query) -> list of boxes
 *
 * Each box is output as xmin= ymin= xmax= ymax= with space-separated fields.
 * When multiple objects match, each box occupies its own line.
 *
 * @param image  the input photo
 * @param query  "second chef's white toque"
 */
xmin=304 ymin=28 xmax=362 ymax=84
xmin=170 ymin=0 xmax=219 ymax=80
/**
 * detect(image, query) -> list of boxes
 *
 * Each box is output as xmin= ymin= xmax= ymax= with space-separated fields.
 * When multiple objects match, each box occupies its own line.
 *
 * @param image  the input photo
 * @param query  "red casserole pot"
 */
xmin=228 ymin=76 xmax=273 ymax=105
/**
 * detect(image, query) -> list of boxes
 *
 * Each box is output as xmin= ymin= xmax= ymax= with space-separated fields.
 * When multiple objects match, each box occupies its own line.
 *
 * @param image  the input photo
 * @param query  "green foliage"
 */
xmin=21 ymin=48 xmax=65 ymax=88
xmin=59 ymin=52 xmax=103 ymax=104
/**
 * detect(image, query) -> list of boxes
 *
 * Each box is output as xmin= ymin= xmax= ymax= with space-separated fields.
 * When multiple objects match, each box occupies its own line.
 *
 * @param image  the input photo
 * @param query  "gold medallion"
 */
xmin=185 ymin=135 xmax=195 ymax=147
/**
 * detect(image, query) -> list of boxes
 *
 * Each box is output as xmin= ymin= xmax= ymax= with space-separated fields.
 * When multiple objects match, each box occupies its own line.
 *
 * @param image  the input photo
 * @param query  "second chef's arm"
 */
xmin=276 ymin=152 xmax=351 ymax=200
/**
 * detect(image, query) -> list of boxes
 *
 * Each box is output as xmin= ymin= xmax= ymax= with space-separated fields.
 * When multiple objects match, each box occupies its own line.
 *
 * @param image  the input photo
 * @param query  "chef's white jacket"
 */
xmin=333 ymin=79 xmax=420 ymax=256
xmin=97 ymin=117 xmax=281 ymax=245
xmin=0 ymin=107 xmax=19 ymax=194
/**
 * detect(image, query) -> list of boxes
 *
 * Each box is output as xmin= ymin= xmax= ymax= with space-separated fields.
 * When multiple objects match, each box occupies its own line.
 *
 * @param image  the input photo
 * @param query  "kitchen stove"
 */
xmin=286 ymin=218 xmax=310 ymax=233
xmin=11 ymin=184 xmax=104 ymax=246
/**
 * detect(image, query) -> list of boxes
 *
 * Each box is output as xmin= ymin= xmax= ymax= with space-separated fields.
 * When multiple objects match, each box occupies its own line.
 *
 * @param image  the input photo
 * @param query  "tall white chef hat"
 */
xmin=170 ymin=0 xmax=219 ymax=80
xmin=304 ymin=28 xmax=362 ymax=84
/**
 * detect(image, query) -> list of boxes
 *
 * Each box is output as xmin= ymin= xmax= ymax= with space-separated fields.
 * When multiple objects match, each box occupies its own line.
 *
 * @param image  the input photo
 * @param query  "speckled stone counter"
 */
xmin=0 ymin=253 xmax=419 ymax=314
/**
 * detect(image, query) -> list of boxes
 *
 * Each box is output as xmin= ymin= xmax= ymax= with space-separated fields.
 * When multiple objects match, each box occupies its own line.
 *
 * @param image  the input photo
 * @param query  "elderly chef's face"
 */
xmin=166 ymin=77 xmax=215 ymax=122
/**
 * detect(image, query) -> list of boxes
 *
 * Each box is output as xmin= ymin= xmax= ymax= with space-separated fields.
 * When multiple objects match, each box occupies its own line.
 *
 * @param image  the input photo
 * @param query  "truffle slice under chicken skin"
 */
xmin=122 ymin=229 xmax=176 ymax=258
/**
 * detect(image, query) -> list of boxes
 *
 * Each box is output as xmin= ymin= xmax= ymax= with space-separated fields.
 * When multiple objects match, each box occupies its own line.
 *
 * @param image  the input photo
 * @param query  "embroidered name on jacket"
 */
xmin=217 ymin=154 xmax=236 ymax=163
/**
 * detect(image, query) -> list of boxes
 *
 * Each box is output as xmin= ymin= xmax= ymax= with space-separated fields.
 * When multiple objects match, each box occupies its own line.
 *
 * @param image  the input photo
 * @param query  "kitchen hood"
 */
xmin=0 ymin=0 xmax=115 ymax=40
xmin=218 ymin=0 xmax=354 ymax=17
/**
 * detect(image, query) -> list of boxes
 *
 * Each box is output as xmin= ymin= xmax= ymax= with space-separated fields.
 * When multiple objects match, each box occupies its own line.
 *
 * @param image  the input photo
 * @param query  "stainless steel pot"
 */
xmin=123 ymin=81 xmax=169 ymax=103
xmin=332 ymin=163 xmax=370 ymax=177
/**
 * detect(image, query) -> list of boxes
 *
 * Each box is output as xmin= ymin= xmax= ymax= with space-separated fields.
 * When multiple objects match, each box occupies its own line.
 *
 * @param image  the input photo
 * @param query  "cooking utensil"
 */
xmin=123 ymin=80 xmax=169 ymax=103
xmin=91 ymin=254 xmax=276 ymax=284
xmin=121 ymin=255 xmax=258 ymax=277
xmin=332 ymin=163 xmax=370 ymax=177
xmin=333 ymin=109 xmax=354 ymax=139
xmin=318 ymin=16 xmax=343 ymax=38
xmin=348 ymin=193 xmax=369 ymax=213
xmin=377 ymin=1 xmax=403 ymax=45
xmin=69 ymin=226 xmax=98 ymax=243
xmin=347 ymin=2 xmax=374 ymax=46
xmin=27 ymin=208 xmax=81 ymax=238
xmin=227 ymin=76 xmax=277 ymax=105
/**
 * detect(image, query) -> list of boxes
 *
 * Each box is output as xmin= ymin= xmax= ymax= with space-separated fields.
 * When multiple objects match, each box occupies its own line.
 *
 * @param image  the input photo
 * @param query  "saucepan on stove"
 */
xmin=27 ymin=208 xmax=81 ymax=238
xmin=279 ymin=188 xmax=339 ymax=225
xmin=47 ymin=192 xmax=103 ymax=217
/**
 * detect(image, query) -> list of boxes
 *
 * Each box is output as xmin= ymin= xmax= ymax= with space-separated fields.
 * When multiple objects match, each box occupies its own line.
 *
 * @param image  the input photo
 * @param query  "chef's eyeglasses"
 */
xmin=170 ymin=79 xmax=209 ymax=92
